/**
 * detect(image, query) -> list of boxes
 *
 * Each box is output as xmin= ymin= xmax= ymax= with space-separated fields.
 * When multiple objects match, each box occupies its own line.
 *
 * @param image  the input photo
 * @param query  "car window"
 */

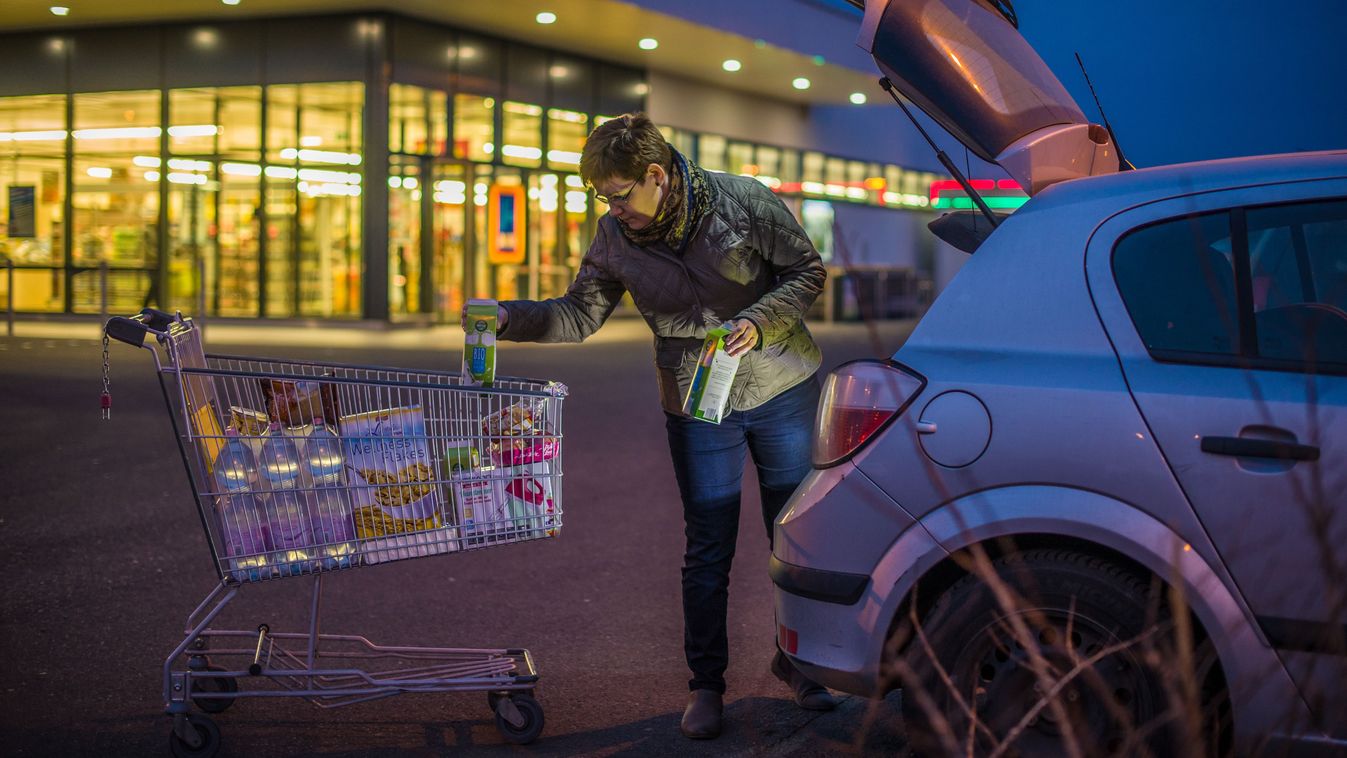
xmin=1113 ymin=211 xmax=1240 ymax=356
xmin=1246 ymin=200 xmax=1347 ymax=364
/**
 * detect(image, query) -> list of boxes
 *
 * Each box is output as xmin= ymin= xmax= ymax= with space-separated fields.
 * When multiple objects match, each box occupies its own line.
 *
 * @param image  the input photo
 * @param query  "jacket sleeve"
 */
xmin=499 ymin=224 xmax=627 ymax=343
xmin=734 ymin=188 xmax=828 ymax=346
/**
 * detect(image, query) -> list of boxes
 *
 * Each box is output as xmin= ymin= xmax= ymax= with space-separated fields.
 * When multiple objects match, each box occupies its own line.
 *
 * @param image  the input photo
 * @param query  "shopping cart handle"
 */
xmin=104 ymin=308 xmax=177 ymax=348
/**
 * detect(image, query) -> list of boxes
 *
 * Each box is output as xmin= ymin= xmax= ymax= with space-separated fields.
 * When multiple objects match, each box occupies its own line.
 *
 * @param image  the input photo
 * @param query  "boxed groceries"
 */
xmin=682 ymin=325 xmax=741 ymax=424
xmin=340 ymin=405 xmax=457 ymax=561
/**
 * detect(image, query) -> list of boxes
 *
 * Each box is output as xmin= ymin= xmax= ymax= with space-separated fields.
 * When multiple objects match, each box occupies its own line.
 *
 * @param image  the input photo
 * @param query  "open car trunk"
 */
xmin=857 ymin=0 xmax=1120 ymax=195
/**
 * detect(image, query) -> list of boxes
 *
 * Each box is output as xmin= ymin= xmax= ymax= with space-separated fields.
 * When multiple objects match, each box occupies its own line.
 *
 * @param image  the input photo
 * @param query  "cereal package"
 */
xmin=339 ymin=406 xmax=448 ymax=543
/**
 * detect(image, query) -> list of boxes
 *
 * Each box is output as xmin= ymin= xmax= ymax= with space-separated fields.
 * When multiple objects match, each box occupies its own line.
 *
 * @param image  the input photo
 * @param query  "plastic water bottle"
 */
xmin=306 ymin=417 xmax=358 ymax=569
xmin=212 ymin=429 xmax=271 ymax=582
xmin=259 ymin=421 xmax=317 ymax=576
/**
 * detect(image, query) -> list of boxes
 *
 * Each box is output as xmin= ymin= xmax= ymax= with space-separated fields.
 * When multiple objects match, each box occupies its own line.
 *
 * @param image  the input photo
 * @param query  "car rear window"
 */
xmin=1113 ymin=200 xmax=1347 ymax=371
xmin=1113 ymin=211 xmax=1240 ymax=357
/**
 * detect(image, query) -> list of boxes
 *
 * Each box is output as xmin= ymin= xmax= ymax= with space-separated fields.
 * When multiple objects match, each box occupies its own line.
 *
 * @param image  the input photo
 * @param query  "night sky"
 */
xmin=1012 ymin=0 xmax=1347 ymax=168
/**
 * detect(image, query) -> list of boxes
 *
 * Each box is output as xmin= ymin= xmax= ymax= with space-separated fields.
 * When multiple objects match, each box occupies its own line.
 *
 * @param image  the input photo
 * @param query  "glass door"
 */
xmin=431 ymin=162 xmax=469 ymax=319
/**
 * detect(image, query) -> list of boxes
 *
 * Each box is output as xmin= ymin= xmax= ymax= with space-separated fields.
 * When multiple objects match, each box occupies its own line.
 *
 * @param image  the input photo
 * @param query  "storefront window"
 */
xmin=453 ymin=94 xmax=493 ymax=162
xmin=164 ymin=86 xmax=264 ymax=315
xmin=802 ymin=151 xmax=825 ymax=194
xmin=264 ymin=82 xmax=363 ymax=318
xmin=546 ymin=108 xmax=586 ymax=171
xmin=71 ymin=89 xmax=162 ymax=313
xmin=388 ymin=157 xmax=421 ymax=316
xmin=432 ymin=163 xmax=468 ymax=316
xmin=757 ymin=146 xmax=781 ymax=188
xmin=390 ymin=83 xmax=446 ymax=155
xmin=781 ymin=148 xmax=800 ymax=185
xmin=501 ymin=101 xmax=542 ymax=168
xmin=728 ymin=142 xmax=755 ymax=176
xmin=0 ymin=94 xmax=67 ymax=313
xmin=698 ymin=134 xmax=726 ymax=172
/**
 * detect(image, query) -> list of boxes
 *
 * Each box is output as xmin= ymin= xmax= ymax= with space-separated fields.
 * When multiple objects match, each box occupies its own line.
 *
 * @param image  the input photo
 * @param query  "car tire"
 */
xmin=896 ymin=549 xmax=1227 ymax=758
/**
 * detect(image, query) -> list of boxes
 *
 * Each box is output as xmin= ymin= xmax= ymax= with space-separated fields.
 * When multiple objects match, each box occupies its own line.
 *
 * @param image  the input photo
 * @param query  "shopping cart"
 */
xmin=102 ymin=309 xmax=567 ymax=757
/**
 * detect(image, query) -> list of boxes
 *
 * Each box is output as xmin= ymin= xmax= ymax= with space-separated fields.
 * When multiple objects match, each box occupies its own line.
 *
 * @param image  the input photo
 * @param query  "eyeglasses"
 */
xmin=592 ymin=177 xmax=641 ymax=206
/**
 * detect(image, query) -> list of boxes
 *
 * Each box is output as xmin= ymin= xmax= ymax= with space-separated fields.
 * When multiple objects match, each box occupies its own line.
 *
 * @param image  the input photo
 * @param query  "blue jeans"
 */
xmin=664 ymin=376 xmax=820 ymax=694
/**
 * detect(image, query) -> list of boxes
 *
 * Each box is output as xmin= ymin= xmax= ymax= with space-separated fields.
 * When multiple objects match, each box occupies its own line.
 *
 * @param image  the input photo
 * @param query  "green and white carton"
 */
xmin=463 ymin=298 xmax=498 ymax=386
xmin=682 ymin=325 xmax=742 ymax=424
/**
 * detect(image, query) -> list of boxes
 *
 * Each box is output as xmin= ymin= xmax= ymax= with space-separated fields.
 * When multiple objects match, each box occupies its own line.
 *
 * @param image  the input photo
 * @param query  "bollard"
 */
xmin=99 ymin=260 xmax=109 ymax=326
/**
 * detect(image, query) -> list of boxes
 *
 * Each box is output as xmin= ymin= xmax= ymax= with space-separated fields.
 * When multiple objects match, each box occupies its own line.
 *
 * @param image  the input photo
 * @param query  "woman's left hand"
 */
xmin=722 ymin=319 xmax=759 ymax=357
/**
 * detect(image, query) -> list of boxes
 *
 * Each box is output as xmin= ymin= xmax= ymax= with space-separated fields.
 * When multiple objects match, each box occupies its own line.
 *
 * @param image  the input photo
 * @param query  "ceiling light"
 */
xmin=849 ymin=92 xmax=867 ymax=105
xmin=50 ymin=6 xmax=70 ymax=15
xmin=722 ymin=59 xmax=742 ymax=72
xmin=638 ymin=38 xmax=658 ymax=50
xmin=792 ymin=77 xmax=811 ymax=90
xmin=221 ymin=0 xmax=240 ymax=5
xmin=535 ymin=11 xmax=556 ymax=24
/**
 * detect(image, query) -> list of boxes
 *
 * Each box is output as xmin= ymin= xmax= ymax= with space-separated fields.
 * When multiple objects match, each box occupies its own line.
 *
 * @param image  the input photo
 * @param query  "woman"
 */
xmin=484 ymin=113 xmax=834 ymax=739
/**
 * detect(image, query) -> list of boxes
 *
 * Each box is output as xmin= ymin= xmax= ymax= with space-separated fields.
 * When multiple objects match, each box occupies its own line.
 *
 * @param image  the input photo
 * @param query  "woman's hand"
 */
xmin=461 ymin=304 xmax=509 ymax=331
xmin=722 ymin=319 xmax=759 ymax=357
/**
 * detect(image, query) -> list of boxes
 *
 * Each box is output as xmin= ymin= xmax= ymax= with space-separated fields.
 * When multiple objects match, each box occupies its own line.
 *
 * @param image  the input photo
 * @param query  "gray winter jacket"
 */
xmin=500 ymin=172 xmax=827 ymax=415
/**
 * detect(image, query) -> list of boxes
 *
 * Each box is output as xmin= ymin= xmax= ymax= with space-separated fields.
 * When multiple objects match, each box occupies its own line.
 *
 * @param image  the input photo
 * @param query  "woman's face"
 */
xmin=595 ymin=163 xmax=666 ymax=230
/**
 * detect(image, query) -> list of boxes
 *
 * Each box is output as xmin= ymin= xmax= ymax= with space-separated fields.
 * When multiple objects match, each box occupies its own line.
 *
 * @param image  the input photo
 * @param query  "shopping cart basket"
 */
xmin=102 ymin=309 xmax=567 ymax=756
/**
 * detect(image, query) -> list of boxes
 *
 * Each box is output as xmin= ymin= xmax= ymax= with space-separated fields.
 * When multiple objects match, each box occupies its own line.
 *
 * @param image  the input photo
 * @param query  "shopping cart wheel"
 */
xmin=486 ymin=688 xmax=532 ymax=712
xmin=494 ymin=693 xmax=544 ymax=745
xmin=169 ymin=713 xmax=221 ymax=758
xmin=191 ymin=666 xmax=238 ymax=714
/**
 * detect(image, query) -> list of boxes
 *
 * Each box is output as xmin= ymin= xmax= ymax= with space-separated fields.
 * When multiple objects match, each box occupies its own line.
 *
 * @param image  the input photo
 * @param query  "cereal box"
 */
xmin=339 ymin=406 xmax=446 ymax=541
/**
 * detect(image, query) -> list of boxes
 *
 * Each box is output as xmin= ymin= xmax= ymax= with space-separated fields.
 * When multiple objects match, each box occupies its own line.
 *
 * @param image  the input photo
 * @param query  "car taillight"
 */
xmin=813 ymin=360 xmax=925 ymax=467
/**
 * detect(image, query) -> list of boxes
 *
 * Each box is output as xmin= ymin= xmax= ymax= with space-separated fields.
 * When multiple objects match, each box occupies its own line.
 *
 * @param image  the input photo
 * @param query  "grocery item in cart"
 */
xmin=504 ymin=469 xmax=558 ymax=539
xmin=682 ymin=325 xmax=741 ymax=424
xmin=212 ymin=429 xmax=273 ymax=582
xmin=483 ymin=397 xmax=558 ymax=467
xmin=451 ymin=470 xmax=509 ymax=544
xmin=259 ymin=422 xmax=320 ymax=576
xmin=463 ymin=298 xmax=499 ymax=386
xmin=262 ymin=377 xmax=341 ymax=427
xmin=444 ymin=440 xmax=481 ymax=472
xmin=305 ymin=418 xmax=358 ymax=570
xmin=229 ymin=405 xmax=271 ymax=437
xmin=340 ymin=406 xmax=453 ymax=562
xmin=481 ymin=398 xmax=542 ymax=437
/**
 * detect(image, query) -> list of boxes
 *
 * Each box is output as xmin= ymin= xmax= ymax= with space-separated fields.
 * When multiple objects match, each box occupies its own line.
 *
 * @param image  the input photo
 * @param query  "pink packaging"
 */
xmin=489 ymin=436 xmax=560 ymax=468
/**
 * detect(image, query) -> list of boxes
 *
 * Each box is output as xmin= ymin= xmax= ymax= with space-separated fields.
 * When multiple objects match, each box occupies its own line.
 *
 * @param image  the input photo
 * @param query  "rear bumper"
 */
xmin=771 ymin=558 xmax=887 ymax=696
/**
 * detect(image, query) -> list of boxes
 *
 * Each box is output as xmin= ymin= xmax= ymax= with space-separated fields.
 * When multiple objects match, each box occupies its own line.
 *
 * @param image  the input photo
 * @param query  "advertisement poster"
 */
xmin=487 ymin=185 xmax=526 ymax=264
xmin=7 ymin=185 xmax=36 ymax=239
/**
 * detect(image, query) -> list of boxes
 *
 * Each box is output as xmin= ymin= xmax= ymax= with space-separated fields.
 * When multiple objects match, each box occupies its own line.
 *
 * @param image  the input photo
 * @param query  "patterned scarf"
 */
xmin=618 ymin=145 xmax=716 ymax=253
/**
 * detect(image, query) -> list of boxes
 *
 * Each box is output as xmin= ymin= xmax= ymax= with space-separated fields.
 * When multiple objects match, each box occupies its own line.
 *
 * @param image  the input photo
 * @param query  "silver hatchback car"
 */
xmin=772 ymin=2 xmax=1346 ymax=756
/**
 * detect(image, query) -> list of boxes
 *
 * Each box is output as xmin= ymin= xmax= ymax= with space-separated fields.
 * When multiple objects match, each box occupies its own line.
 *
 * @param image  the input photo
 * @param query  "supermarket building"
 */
xmin=0 ymin=0 xmax=1004 ymax=323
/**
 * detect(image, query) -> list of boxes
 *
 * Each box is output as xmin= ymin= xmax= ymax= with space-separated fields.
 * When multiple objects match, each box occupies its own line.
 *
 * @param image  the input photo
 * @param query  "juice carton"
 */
xmin=681 ymin=325 xmax=742 ymax=424
xmin=463 ymin=299 xmax=498 ymax=386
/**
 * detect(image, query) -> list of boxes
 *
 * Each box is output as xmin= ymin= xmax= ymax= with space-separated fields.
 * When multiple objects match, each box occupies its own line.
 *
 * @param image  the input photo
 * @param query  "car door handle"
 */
xmin=1200 ymin=436 xmax=1320 ymax=461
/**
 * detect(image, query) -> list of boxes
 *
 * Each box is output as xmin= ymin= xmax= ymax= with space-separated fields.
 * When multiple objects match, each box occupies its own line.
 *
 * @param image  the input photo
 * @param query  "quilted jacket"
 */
xmin=500 ymin=172 xmax=827 ymax=415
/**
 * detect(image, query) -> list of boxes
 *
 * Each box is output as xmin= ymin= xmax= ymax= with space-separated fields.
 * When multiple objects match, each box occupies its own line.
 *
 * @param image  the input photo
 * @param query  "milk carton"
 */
xmin=682 ymin=325 xmax=742 ymax=424
xmin=463 ymin=299 xmax=498 ymax=386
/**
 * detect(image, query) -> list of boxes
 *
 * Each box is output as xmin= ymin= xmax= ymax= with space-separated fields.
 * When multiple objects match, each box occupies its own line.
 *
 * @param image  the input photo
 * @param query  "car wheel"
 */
xmin=896 ymin=549 xmax=1225 ymax=757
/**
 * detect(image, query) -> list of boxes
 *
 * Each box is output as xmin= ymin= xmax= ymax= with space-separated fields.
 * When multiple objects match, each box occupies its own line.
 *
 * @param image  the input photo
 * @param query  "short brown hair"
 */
xmin=579 ymin=112 xmax=671 ymax=187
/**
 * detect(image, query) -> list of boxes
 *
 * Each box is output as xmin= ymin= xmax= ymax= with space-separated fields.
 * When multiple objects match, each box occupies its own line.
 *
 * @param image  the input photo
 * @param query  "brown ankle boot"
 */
xmin=680 ymin=689 xmax=723 ymax=739
xmin=772 ymin=649 xmax=838 ymax=711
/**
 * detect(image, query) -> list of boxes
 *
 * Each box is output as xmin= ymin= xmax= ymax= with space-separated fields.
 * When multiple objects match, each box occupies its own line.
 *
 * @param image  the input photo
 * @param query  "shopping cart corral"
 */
xmin=103 ymin=309 xmax=567 ymax=756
